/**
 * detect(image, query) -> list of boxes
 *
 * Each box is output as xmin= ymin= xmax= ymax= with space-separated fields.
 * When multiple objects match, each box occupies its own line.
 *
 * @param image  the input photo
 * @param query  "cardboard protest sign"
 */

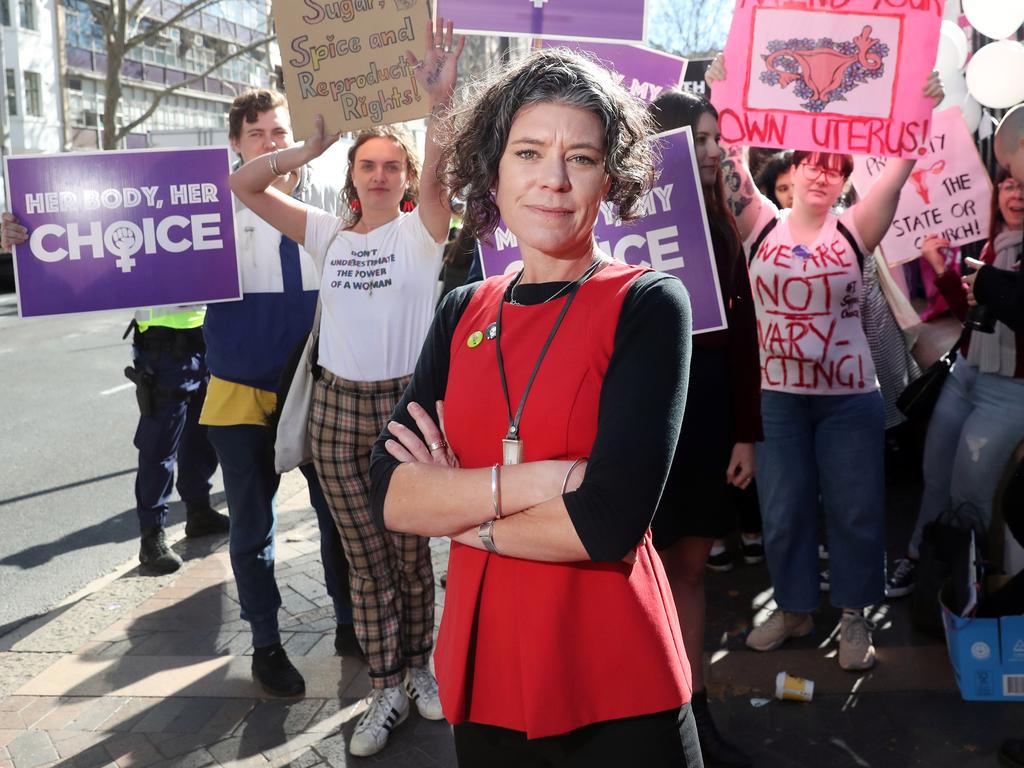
xmin=851 ymin=107 xmax=992 ymax=267
xmin=438 ymin=0 xmax=647 ymax=44
xmin=480 ymin=127 xmax=727 ymax=334
xmin=713 ymin=0 xmax=942 ymax=159
xmin=273 ymin=0 xmax=431 ymax=139
xmin=538 ymin=40 xmax=686 ymax=103
xmin=5 ymin=147 xmax=240 ymax=318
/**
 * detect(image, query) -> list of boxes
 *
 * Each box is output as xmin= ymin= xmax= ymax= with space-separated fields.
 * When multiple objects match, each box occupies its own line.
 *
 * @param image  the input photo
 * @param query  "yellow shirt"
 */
xmin=200 ymin=375 xmax=276 ymax=427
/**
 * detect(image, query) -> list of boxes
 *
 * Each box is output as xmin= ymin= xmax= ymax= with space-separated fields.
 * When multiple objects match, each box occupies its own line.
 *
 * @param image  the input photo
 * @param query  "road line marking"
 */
xmin=100 ymin=383 xmax=134 ymax=396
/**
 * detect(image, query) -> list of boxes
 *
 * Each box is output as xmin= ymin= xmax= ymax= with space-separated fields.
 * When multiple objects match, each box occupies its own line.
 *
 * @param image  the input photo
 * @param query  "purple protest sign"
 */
xmin=538 ymin=40 xmax=687 ymax=102
xmin=437 ymin=0 xmax=647 ymax=44
xmin=5 ymin=147 xmax=240 ymax=318
xmin=480 ymin=127 xmax=727 ymax=334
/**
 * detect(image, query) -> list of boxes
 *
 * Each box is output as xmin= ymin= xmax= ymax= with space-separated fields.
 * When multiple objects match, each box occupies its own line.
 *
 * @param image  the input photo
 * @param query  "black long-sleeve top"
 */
xmin=368 ymin=271 xmax=692 ymax=562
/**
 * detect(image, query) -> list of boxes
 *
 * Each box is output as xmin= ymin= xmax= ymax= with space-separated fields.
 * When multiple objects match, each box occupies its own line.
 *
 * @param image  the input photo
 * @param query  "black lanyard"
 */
xmin=494 ymin=260 xmax=602 ymax=446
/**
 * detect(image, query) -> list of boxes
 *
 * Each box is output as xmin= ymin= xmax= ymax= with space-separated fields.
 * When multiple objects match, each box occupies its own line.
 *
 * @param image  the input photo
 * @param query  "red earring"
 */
xmin=401 ymin=200 xmax=415 ymax=213
xmin=350 ymin=199 xmax=361 ymax=213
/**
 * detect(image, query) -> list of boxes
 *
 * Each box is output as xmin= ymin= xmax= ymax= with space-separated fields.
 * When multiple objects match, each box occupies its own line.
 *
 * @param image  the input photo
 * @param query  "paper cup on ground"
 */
xmin=775 ymin=671 xmax=814 ymax=702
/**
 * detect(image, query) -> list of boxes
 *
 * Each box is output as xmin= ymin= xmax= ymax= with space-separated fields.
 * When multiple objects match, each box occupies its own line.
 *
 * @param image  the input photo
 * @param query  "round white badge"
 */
xmin=970 ymin=641 xmax=991 ymax=661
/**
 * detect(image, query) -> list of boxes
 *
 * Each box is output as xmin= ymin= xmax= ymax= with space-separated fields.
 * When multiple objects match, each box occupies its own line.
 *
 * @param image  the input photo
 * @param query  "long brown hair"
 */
xmin=341 ymin=125 xmax=421 ymax=227
xmin=648 ymin=89 xmax=742 ymax=264
xmin=987 ymin=166 xmax=1017 ymax=258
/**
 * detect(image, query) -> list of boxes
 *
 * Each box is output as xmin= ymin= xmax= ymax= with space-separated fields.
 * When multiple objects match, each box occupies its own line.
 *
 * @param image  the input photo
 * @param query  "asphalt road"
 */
xmin=0 ymin=290 xmax=224 ymax=638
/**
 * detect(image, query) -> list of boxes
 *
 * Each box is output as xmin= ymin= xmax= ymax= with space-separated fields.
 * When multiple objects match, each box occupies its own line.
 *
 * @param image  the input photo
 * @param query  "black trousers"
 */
xmin=453 ymin=704 xmax=704 ymax=768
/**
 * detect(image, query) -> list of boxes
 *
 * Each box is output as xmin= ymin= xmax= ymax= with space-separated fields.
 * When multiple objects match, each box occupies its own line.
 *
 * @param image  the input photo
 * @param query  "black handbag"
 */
xmin=896 ymin=329 xmax=967 ymax=422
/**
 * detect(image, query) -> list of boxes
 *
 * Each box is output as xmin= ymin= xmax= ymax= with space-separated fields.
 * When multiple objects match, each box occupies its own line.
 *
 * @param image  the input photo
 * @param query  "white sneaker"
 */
xmin=405 ymin=665 xmax=445 ymax=720
xmin=349 ymin=685 xmax=408 ymax=757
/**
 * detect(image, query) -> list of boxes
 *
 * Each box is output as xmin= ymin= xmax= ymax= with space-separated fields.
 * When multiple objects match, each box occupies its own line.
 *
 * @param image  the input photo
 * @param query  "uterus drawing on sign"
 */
xmin=746 ymin=10 xmax=900 ymax=119
xmin=910 ymin=160 xmax=946 ymax=205
xmin=760 ymin=27 xmax=887 ymax=113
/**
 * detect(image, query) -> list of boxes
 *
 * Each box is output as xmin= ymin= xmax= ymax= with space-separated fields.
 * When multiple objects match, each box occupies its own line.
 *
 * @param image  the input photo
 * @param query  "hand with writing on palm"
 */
xmin=405 ymin=16 xmax=465 ymax=108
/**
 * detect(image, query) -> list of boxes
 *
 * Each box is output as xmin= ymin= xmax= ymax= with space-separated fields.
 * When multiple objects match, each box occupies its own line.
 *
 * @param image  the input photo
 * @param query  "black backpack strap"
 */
xmin=835 ymin=220 xmax=865 ymax=273
xmin=747 ymin=218 xmax=779 ymax=266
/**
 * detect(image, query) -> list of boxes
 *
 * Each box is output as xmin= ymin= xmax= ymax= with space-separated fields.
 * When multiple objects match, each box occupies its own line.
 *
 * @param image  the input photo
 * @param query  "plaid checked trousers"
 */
xmin=310 ymin=371 xmax=435 ymax=689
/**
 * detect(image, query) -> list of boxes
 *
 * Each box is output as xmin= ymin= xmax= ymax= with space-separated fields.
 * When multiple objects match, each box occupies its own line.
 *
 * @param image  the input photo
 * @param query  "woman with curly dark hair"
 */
xmin=369 ymin=48 xmax=701 ymax=766
xmin=230 ymin=19 xmax=462 ymax=758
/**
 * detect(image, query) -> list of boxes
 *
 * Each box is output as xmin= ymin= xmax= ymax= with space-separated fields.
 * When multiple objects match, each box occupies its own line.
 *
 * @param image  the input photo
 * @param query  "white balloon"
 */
xmin=963 ymin=0 xmax=1024 ymax=39
xmin=960 ymin=96 xmax=982 ymax=133
xmin=937 ymin=20 xmax=969 ymax=70
xmin=965 ymin=40 xmax=1024 ymax=108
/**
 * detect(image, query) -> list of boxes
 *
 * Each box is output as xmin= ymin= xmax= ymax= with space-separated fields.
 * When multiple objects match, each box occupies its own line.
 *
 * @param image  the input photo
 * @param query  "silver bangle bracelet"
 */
xmin=478 ymin=520 xmax=499 ymax=554
xmin=269 ymin=150 xmax=288 ymax=177
xmin=491 ymin=463 xmax=502 ymax=519
xmin=561 ymin=456 xmax=588 ymax=495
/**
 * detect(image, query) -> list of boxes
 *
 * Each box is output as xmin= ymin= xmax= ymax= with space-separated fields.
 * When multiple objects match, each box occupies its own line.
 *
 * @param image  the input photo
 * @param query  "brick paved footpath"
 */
xmin=0 ymin=468 xmax=1019 ymax=767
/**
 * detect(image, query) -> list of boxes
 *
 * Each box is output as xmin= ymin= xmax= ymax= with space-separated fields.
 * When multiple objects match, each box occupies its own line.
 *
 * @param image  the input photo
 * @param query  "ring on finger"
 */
xmin=412 ymin=61 xmax=424 ymax=70
xmin=428 ymin=439 xmax=448 ymax=452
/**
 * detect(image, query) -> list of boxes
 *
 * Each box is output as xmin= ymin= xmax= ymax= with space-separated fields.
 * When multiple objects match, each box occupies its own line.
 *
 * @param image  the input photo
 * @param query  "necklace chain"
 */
xmin=509 ymin=258 xmax=600 ymax=306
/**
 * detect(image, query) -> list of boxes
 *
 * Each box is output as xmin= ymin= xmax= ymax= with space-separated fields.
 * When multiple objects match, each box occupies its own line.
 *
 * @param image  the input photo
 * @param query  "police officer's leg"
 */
xmin=133 ymin=340 xmax=188 ymax=573
xmin=176 ymin=348 xmax=227 ymax=537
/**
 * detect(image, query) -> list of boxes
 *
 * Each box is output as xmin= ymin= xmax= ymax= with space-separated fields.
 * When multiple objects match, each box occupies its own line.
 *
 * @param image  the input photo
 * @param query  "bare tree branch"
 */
xmin=114 ymin=35 xmax=273 ymax=138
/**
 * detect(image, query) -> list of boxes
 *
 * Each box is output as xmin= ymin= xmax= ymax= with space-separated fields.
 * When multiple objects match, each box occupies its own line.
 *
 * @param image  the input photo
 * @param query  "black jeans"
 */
xmin=453 ymin=704 xmax=703 ymax=768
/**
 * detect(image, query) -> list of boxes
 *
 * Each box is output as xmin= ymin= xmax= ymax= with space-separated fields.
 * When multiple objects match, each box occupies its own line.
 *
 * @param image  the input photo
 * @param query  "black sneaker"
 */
xmin=184 ymin=504 xmax=230 ymax=538
xmin=707 ymin=547 xmax=735 ymax=572
xmin=885 ymin=558 xmax=917 ymax=598
xmin=139 ymin=527 xmax=182 ymax=574
xmin=740 ymin=537 xmax=765 ymax=565
xmin=334 ymin=623 xmax=365 ymax=661
xmin=691 ymin=689 xmax=751 ymax=768
xmin=252 ymin=644 xmax=305 ymax=697
xmin=819 ymin=569 xmax=830 ymax=592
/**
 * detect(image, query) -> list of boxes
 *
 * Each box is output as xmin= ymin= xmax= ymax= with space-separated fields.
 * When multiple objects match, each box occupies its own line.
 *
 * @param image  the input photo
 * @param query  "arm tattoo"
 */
xmin=722 ymin=152 xmax=754 ymax=217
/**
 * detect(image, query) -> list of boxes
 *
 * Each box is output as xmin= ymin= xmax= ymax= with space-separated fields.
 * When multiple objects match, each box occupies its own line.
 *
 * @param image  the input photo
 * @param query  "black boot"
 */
xmin=139 ymin=527 xmax=183 ymax=574
xmin=184 ymin=504 xmax=230 ymax=538
xmin=334 ymin=623 xmax=366 ymax=661
xmin=252 ymin=644 xmax=305 ymax=697
xmin=692 ymin=689 xmax=751 ymax=768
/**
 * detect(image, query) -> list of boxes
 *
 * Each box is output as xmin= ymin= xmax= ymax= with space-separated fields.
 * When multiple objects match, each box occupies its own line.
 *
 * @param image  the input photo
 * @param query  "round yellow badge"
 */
xmin=467 ymin=331 xmax=484 ymax=348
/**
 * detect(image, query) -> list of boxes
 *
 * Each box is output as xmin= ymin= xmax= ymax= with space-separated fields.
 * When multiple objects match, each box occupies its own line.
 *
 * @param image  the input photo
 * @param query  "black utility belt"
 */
xmin=133 ymin=326 xmax=206 ymax=354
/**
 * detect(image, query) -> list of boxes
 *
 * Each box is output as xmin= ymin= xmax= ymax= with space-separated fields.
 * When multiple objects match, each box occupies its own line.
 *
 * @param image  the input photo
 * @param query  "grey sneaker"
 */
xmin=839 ymin=611 xmax=877 ymax=671
xmin=405 ymin=665 xmax=444 ymax=720
xmin=746 ymin=610 xmax=813 ymax=651
xmin=138 ymin=527 xmax=182 ymax=574
xmin=349 ymin=685 xmax=408 ymax=757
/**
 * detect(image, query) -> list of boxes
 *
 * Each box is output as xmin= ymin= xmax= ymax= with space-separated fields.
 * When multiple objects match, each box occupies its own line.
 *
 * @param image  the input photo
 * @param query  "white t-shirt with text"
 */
xmin=305 ymin=208 xmax=444 ymax=382
xmin=744 ymin=203 xmax=878 ymax=396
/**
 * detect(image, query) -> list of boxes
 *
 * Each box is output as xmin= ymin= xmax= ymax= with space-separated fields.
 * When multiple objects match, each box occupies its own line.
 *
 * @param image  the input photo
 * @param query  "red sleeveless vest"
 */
xmin=437 ymin=260 xmax=692 ymax=739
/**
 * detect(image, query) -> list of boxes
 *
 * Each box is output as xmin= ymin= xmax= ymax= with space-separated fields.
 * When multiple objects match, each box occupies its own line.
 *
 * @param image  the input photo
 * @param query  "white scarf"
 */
xmin=967 ymin=229 xmax=1022 ymax=376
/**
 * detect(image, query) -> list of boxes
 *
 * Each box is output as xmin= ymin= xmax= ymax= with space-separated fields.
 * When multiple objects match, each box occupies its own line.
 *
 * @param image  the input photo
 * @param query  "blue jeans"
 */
xmin=133 ymin=336 xmax=217 ymax=530
xmin=756 ymin=391 xmax=886 ymax=611
xmin=208 ymin=426 xmax=354 ymax=648
xmin=207 ymin=424 xmax=282 ymax=648
xmin=909 ymin=362 xmax=1024 ymax=558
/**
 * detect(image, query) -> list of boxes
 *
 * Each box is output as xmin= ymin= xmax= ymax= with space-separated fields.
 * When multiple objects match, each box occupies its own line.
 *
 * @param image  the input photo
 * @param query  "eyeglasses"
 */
xmin=998 ymin=179 xmax=1023 ymax=194
xmin=798 ymin=163 xmax=844 ymax=184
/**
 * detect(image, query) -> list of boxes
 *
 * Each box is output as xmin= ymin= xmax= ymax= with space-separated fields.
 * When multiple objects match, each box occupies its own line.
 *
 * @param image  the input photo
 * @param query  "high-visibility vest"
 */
xmin=134 ymin=305 xmax=206 ymax=332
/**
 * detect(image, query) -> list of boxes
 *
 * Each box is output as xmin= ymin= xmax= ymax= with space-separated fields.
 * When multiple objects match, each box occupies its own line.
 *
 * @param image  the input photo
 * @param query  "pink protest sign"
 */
xmin=850 ymin=107 xmax=992 ymax=267
xmin=713 ymin=0 xmax=942 ymax=159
